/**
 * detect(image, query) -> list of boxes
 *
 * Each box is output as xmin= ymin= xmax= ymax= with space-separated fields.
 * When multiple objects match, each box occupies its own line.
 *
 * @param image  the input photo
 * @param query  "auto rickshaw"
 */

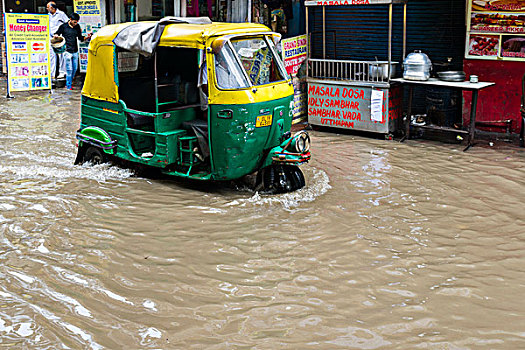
xmin=75 ymin=17 xmax=311 ymax=193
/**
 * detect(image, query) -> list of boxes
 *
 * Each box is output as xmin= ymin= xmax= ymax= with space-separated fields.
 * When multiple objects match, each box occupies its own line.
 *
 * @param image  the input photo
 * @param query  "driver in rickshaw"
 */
xmin=198 ymin=44 xmax=244 ymax=111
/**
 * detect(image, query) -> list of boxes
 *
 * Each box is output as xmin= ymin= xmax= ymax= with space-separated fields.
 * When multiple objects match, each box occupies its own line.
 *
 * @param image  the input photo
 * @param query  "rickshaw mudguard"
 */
xmin=76 ymin=126 xmax=117 ymax=155
xmin=261 ymin=138 xmax=312 ymax=169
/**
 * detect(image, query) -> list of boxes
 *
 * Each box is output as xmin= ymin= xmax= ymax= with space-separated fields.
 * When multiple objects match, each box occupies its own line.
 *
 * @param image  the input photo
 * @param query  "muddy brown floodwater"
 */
xmin=1 ymin=84 xmax=525 ymax=349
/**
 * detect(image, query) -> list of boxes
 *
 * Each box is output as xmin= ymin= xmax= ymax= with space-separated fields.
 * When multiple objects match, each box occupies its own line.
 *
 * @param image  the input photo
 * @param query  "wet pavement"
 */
xmin=1 ymin=81 xmax=525 ymax=349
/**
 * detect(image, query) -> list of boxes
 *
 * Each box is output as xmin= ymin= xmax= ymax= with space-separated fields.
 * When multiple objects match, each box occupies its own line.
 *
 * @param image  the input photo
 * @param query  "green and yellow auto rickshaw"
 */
xmin=75 ymin=17 xmax=311 ymax=193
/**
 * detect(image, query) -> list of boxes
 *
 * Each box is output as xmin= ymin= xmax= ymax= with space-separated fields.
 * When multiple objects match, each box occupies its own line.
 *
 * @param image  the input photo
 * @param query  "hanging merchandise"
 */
xmin=271 ymin=7 xmax=287 ymax=35
xmin=252 ymin=0 xmax=271 ymax=26
xmin=187 ymin=0 xmax=200 ymax=16
xmin=124 ymin=0 xmax=136 ymax=22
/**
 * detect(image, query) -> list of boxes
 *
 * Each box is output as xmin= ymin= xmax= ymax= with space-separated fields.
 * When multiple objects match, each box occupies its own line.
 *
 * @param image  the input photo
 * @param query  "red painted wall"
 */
xmin=463 ymin=60 xmax=525 ymax=134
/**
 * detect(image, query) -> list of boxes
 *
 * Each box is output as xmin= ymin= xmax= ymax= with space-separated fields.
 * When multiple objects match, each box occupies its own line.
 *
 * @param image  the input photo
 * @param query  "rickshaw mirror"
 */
xmin=271 ymin=33 xmax=282 ymax=45
xmin=211 ymin=38 xmax=227 ymax=54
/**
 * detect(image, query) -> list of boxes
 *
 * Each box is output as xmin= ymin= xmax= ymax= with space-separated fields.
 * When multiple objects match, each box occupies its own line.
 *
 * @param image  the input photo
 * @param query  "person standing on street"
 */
xmin=54 ymin=13 xmax=92 ymax=90
xmin=47 ymin=1 xmax=68 ymax=80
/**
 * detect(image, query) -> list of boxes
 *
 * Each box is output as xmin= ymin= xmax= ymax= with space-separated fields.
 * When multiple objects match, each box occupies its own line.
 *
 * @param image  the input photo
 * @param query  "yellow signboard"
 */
xmin=5 ymin=13 xmax=51 ymax=92
xmin=74 ymin=0 xmax=101 ymax=17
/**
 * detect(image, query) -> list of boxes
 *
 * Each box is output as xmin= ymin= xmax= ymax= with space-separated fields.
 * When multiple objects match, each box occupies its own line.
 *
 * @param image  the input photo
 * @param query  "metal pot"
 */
xmin=368 ymin=61 xmax=397 ymax=80
xmin=433 ymin=57 xmax=453 ymax=76
xmin=403 ymin=50 xmax=432 ymax=81
xmin=437 ymin=70 xmax=466 ymax=82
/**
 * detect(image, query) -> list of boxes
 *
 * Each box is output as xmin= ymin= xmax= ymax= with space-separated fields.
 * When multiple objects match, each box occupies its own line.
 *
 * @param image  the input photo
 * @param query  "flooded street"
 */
xmin=1 ymin=84 xmax=525 ymax=349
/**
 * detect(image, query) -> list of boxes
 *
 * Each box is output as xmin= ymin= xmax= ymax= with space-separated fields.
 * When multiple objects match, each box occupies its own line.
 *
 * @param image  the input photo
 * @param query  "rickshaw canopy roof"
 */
xmin=82 ymin=21 xmax=273 ymax=103
xmin=90 ymin=21 xmax=272 ymax=50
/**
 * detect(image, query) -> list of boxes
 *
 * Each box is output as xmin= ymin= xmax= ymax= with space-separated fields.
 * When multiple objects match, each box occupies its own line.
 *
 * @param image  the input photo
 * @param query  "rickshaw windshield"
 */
xmin=229 ymin=36 xmax=287 ymax=86
xmin=213 ymin=43 xmax=251 ymax=89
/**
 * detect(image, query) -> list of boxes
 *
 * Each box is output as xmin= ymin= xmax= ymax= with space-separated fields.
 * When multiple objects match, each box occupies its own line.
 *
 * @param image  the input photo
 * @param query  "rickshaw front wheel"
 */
xmin=257 ymin=165 xmax=305 ymax=194
xmin=81 ymin=146 xmax=107 ymax=165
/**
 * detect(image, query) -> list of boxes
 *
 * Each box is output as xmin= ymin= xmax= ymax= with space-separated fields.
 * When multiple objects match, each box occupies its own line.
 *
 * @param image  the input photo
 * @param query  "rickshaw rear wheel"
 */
xmin=257 ymin=165 xmax=305 ymax=194
xmin=83 ymin=146 xmax=107 ymax=165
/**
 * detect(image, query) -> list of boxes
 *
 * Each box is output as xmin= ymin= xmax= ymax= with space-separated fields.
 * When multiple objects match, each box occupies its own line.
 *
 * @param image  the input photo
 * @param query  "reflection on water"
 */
xmin=1 ymin=85 xmax=525 ymax=349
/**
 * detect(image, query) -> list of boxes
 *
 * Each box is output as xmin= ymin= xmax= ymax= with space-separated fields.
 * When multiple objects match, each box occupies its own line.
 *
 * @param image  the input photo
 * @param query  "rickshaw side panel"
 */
xmin=80 ymin=96 xmax=202 ymax=168
xmin=209 ymin=95 xmax=293 ymax=180
xmin=80 ymin=97 xmax=129 ymax=155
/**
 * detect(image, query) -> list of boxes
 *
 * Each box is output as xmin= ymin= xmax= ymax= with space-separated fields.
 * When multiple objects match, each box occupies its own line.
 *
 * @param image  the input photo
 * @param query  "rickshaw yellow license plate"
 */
xmin=256 ymin=114 xmax=272 ymax=127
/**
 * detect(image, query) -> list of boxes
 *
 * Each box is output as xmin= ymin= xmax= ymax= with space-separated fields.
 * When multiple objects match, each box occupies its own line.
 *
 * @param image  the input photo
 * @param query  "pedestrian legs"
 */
xmin=50 ymin=50 xmax=57 ymax=79
xmin=57 ymin=53 xmax=66 ymax=78
xmin=64 ymin=51 xmax=79 ymax=89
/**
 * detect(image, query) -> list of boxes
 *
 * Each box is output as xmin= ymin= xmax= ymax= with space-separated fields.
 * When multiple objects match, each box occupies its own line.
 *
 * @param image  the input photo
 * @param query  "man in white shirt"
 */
xmin=47 ymin=1 xmax=69 ymax=79
xmin=197 ymin=58 xmax=209 ymax=111
xmin=197 ymin=51 xmax=243 ymax=110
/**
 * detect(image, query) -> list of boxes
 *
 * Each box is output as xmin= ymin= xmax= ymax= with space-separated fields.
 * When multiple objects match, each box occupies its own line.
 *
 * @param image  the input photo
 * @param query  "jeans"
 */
xmin=64 ymin=51 xmax=79 ymax=89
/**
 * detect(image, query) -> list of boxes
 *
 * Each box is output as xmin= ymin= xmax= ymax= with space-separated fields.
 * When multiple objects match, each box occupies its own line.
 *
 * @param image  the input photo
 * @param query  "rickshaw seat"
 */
xmin=182 ymin=118 xmax=207 ymax=129
xmin=182 ymin=119 xmax=209 ymax=159
xmin=127 ymin=112 xmax=154 ymax=128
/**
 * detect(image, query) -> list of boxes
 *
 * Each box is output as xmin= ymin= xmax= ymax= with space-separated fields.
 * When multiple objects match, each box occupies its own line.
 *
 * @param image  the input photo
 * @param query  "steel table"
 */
xmin=391 ymin=78 xmax=495 ymax=151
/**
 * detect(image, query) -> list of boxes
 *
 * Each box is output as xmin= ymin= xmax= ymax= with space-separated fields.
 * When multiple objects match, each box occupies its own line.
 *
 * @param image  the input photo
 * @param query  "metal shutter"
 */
xmin=309 ymin=0 xmax=466 ymax=114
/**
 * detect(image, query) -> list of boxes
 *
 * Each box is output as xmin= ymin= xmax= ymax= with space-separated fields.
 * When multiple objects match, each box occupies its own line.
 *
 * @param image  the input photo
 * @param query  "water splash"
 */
xmin=235 ymin=168 xmax=331 ymax=210
xmin=0 ymin=162 xmax=135 ymax=183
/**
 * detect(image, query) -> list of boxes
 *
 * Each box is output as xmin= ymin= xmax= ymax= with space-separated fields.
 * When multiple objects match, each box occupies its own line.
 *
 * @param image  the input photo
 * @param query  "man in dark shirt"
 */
xmin=54 ymin=13 xmax=91 ymax=90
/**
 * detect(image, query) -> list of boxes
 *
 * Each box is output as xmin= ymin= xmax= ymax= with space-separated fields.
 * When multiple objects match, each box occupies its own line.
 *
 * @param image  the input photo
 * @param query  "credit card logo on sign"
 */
xmin=12 ymin=42 xmax=27 ymax=52
xmin=32 ymin=42 xmax=45 ymax=51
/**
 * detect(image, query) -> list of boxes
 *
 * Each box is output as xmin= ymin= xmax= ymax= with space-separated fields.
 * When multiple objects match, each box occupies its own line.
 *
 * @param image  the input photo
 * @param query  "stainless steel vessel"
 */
xmin=369 ymin=61 xmax=397 ymax=80
xmin=437 ymin=71 xmax=466 ymax=82
xmin=403 ymin=50 xmax=432 ymax=81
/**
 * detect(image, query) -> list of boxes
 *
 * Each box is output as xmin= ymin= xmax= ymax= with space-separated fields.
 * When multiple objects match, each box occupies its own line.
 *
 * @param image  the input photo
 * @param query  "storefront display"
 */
xmin=305 ymin=0 xmax=406 ymax=134
xmin=466 ymin=0 xmax=525 ymax=60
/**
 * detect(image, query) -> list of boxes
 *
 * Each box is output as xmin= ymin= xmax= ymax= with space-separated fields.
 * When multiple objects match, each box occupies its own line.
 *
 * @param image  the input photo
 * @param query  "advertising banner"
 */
xmin=5 ymin=13 xmax=51 ymax=92
xmin=281 ymin=35 xmax=307 ymax=76
xmin=466 ymin=0 xmax=525 ymax=60
xmin=308 ymin=83 xmax=382 ymax=129
xmin=74 ymin=0 xmax=102 ymax=72
xmin=281 ymin=35 xmax=308 ymax=121
xmin=242 ymin=48 xmax=273 ymax=85
xmin=307 ymin=82 xmax=403 ymax=133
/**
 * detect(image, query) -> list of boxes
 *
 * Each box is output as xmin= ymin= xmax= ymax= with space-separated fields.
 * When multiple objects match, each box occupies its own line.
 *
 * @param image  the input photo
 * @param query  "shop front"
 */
xmin=305 ymin=0 xmax=406 ymax=135
xmin=463 ymin=0 xmax=525 ymax=139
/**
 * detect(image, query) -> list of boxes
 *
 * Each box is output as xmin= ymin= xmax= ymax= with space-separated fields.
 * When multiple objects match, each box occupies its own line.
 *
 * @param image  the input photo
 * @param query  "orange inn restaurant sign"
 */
xmin=467 ymin=0 xmax=525 ymax=60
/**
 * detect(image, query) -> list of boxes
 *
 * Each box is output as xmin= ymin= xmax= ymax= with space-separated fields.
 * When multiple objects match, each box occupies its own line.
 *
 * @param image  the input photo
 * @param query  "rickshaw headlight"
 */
xmin=294 ymin=132 xmax=310 ymax=153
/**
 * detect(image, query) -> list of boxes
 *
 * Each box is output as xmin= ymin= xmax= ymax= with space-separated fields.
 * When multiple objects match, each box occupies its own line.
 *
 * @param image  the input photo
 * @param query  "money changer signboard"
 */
xmin=5 ymin=13 xmax=51 ymax=93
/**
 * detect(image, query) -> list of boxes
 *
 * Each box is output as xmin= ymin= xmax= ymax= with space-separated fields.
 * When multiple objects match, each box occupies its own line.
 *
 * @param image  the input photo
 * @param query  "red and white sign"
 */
xmin=281 ymin=35 xmax=308 ymax=76
xmin=32 ymin=42 xmax=46 ymax=51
